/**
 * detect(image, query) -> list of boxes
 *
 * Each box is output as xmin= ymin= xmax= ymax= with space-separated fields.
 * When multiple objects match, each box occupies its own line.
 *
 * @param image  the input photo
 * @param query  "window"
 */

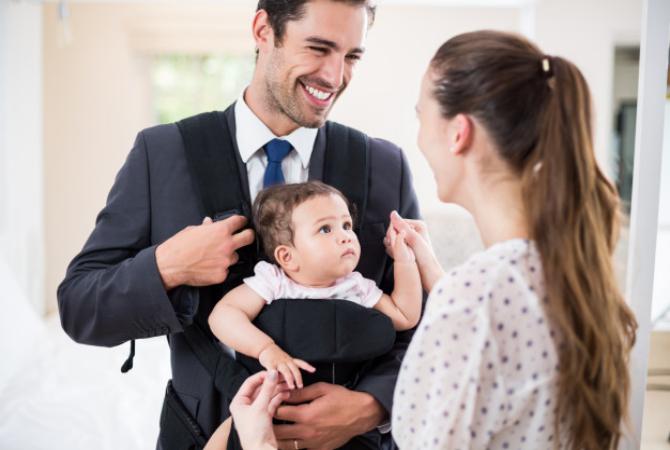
xmin=151 ymin=54 xmax=255 ymax=124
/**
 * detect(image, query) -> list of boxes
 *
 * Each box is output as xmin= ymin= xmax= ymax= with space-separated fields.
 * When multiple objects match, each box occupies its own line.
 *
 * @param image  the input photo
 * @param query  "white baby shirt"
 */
xmin=243 ymin=261 xmax=383 ymax=308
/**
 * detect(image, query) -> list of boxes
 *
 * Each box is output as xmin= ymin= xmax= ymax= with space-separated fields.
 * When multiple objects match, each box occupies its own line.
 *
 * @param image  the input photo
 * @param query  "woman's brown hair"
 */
xmin=429 ymin=30 xmax=637 ymax=449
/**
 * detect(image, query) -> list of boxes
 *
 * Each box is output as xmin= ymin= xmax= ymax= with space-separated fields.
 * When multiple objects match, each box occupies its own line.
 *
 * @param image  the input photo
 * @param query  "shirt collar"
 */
xmin=234 ymin=90 xmax=318 ymax=169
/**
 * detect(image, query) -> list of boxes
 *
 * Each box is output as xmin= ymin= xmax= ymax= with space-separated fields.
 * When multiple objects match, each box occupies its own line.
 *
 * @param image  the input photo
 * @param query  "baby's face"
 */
xmin=289 ymin=193 xmax=361 ymax=285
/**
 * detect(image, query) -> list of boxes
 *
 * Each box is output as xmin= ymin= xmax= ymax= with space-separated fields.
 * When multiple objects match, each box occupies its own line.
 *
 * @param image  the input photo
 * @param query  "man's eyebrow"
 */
xmin=305 ymin=37 xmax=365 ymax=54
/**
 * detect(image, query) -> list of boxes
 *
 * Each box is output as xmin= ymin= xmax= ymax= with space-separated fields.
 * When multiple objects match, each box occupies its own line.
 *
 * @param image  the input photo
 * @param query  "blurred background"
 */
xmin=0 ymin=0 xmax=668 ymax=449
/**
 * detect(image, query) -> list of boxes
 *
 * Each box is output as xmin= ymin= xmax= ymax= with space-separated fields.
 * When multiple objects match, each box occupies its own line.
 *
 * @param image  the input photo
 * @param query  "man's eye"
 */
xmin=346 ymin=54 xmax=361 ymax=62
xmin=309 ymin=46 xmax=327 ymax=54
xmin=319 ymin=225 xmax=331 ymax=234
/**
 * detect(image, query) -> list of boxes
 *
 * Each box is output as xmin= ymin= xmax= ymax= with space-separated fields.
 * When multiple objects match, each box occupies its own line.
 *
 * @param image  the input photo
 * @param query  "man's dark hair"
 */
xmin=256 ymin=0 xmax=376 ymax=44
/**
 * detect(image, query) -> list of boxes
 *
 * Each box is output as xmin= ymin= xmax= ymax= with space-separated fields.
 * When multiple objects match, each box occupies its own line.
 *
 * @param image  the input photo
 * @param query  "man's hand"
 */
xmin=155 ymin=215 xmax=255 ymax=290
xmin=273 ymin=383 xmax=386 ymax=450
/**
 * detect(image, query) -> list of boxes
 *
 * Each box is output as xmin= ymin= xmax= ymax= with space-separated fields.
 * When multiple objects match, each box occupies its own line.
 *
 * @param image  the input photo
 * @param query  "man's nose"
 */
xmin=320 ymin=54 xmax=345 ymax=90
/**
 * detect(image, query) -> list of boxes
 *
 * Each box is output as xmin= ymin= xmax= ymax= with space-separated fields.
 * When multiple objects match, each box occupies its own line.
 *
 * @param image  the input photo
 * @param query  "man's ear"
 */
xmin=448 ymin=113 xmax=473 ymax=155
xmin=274 ymin=245 xmax=298 ymax=272
xmin=252 ymin=10 xmax=275 ymax=54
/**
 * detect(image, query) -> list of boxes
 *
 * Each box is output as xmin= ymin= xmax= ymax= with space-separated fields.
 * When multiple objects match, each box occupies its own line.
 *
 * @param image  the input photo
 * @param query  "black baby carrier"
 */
xmin=156 ymin=108 xmax=396 ymax=450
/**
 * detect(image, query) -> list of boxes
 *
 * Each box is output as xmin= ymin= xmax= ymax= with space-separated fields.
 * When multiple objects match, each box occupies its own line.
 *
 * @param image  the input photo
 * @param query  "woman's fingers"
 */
xmin=231 ymin=371 xmax=267 ymax=409
xmin=268 ymin=391 xmax=290 ymax=415
xmin=251 ymin=370 xmax=279 ymax=409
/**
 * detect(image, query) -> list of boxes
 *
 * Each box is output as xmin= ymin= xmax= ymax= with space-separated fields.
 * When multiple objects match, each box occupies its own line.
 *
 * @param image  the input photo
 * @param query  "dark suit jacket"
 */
xmin=57 ymin=105 xmax=420 ymax=447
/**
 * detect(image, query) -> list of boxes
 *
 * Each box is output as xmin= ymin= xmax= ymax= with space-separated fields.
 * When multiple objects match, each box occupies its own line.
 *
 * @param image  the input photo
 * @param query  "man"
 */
xmin=58 ymin=1 xmax=420 ymax=449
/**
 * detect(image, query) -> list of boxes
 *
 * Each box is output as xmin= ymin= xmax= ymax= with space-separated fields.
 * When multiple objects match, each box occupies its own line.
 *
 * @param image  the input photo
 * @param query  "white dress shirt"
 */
xmin=234 ymin=92 xmax=318 ymax=203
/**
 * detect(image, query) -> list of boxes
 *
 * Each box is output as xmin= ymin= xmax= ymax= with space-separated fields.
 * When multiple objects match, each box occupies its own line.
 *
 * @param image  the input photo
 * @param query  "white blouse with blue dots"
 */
xmin=392 ymin=239 xmax=564 ymax=449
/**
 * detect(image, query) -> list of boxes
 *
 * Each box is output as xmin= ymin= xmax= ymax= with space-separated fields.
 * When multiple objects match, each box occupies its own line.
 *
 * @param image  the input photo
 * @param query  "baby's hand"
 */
xmin=389 ymin=228 xmax=416 ymax=263
xmin=258 ymin=343 xmax=316 ymax=389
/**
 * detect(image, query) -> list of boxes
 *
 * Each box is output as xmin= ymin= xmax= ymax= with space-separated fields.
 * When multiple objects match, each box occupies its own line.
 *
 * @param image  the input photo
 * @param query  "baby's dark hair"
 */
xmin=253 ymin=181 xmax=354 ymax=264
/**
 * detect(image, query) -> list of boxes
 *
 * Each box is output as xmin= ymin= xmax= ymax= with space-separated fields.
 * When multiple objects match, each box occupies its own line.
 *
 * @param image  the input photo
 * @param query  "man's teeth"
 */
xmin=305 ymin=85 xmax=332 ymax=101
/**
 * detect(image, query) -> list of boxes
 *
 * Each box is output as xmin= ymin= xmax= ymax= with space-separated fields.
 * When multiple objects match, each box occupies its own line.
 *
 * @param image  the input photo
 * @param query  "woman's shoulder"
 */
xmin=428 ymin=239 xmax=543 ymax=315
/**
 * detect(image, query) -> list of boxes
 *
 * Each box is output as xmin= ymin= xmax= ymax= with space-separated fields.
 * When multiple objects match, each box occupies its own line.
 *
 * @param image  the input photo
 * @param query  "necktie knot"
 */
xmin=265 ymin=139 xmax=292 ymax=163
xmin=263 ymin=139 xmax=293 ymax=187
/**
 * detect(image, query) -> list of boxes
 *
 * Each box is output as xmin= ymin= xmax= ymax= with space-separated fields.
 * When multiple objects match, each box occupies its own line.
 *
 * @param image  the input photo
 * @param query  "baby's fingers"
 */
xmin=277 ymin=364 xmax=296 ymax=390
xmin=287 ymin=362 xmax=305 ymax=389
xmin=294 ymin=359 xmax=316 ymax=373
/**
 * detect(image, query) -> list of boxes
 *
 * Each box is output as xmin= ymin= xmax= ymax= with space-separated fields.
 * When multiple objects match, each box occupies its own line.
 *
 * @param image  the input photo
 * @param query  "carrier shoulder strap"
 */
xmin=177 ymin=108 xmax=250 ymax=220
xmin=176 ymin=107 xmax=254 ymax=400
xmin=323 ymin=121 xmax=369 ymax=232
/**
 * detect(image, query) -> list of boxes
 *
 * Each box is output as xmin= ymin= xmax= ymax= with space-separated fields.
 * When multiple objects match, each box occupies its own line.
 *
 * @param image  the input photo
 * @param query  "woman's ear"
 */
xmin=251 ymin=10 xmax=274 ymax=54
xmin=274 ymin=245 xmax=298 ymax=272
xmin=448 ymin=113 xmax=473 ymax=155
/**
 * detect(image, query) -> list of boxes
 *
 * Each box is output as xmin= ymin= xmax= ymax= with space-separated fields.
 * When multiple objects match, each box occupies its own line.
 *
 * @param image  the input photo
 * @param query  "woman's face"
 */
xmin=416 ymin=69 xmax=464 ymax=203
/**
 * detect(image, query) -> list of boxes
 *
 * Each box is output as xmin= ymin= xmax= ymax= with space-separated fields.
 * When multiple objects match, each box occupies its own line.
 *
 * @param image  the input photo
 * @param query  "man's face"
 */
xmin=260 ymin=0 xmax=368 ymax=128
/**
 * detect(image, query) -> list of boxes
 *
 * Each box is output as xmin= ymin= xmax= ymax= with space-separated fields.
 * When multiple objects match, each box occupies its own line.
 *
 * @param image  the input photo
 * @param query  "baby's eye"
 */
xmin=343 ymin=222 xmax=352 ymax=230
xmin=319 ymin=225 xmax=331 ymax=234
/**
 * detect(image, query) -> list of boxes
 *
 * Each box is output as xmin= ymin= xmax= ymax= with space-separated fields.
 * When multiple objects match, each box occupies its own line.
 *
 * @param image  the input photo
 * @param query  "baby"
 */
xmin=208 ymin=181 xmax=422 ymax=390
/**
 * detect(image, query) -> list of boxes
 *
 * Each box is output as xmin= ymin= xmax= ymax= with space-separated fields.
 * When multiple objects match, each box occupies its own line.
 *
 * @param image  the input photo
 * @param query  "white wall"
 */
xmin=530 ymin=0 xmax=643 ymax=178
xmin=0 ymin=0 xmax=45 ymax=315
xmin=652 ymin=101 xmax=670 ymax=323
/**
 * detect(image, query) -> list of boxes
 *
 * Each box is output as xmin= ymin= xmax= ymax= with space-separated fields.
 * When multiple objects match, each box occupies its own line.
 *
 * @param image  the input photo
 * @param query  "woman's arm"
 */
xmin=373 ymin=230 xmax=423 ymax=331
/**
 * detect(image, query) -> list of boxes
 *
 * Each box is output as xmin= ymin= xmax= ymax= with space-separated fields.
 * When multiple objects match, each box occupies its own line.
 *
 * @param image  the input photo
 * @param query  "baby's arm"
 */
xmin=373 ymin=230 xmax=423 ymax=331
xmin=208 ymin=284 xmax=315 ymax=388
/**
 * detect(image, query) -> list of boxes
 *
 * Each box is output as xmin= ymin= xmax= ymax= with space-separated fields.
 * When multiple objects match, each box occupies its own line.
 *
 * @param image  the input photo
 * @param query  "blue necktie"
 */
xmin=263 ymin=139 xmax=293 ymax=188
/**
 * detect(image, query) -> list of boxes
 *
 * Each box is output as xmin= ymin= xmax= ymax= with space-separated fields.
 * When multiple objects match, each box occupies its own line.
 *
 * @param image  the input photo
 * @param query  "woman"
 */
xmin=388 ymin=30 xmax=636 ymax=450
xmin=218 ymin=30 xmax=637 ymax=450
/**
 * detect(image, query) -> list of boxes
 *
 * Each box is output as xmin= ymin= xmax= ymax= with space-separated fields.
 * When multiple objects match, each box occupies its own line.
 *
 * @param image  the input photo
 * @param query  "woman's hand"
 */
xmin=258 ymin=343 xmax=316 ymax=389
xmin=385 ymin=211 xmax=445 ymax=292
xmin=229 ymin=370 xmax=290 ymax=450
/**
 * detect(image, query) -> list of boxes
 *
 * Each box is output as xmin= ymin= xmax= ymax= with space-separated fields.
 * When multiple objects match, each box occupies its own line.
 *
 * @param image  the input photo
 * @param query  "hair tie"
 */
xmin=541 ymin=56 xmax=554 ymax=79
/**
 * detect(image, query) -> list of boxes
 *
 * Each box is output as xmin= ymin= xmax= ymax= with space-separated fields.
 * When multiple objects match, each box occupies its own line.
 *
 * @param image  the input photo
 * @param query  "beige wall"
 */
xmin=43 ymin=2 xmax=255 ymax=314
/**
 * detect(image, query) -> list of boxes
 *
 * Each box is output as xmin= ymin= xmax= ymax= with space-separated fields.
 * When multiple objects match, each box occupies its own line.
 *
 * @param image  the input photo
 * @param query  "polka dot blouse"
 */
xmin=392 ymin=239 xmax=563 ymax=449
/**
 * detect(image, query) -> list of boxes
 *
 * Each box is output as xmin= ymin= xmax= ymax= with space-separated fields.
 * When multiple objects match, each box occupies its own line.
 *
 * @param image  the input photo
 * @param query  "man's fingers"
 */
xmin=273 ymin=420 xmax=311 ymax=439
xmin=282 ymin=382 xmax=326 ymax=404
xmin=219 ymin=214 xmax=247 ymax=232
xmin=231 ymin=228 xmax=255 ymax=249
